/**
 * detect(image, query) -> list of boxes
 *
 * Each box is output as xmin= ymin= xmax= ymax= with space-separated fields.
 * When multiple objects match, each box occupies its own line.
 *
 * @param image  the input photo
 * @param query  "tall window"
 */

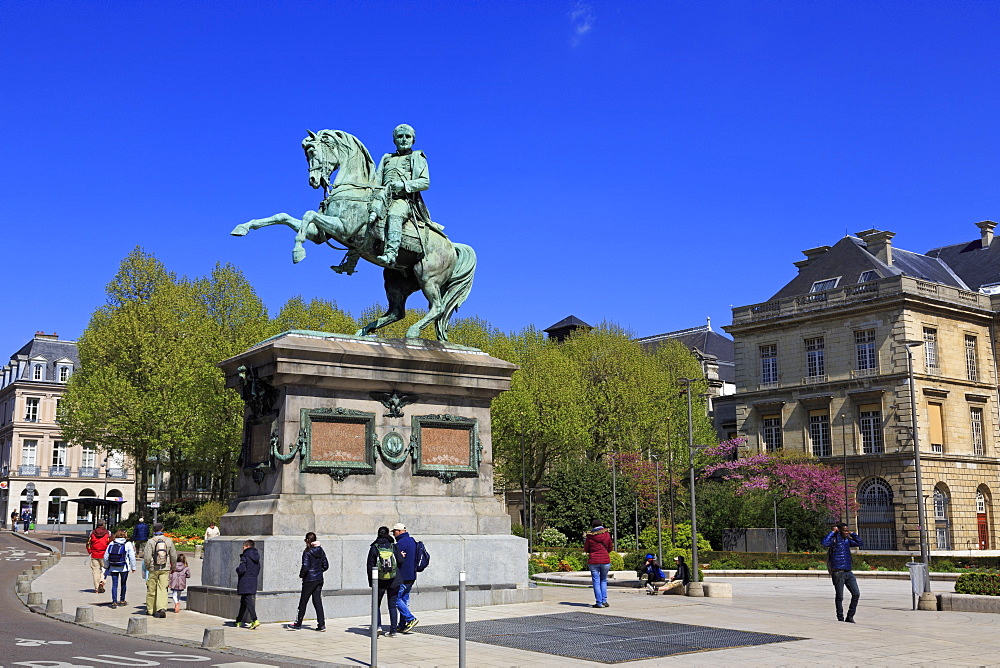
xmin=855 ymin=330 xmax=877 ymax=371
xmin=971 ymin=407 xmax=985 ymax=456
xmin=977 ymin=491 xmax=987 ymax=514
xmin=59 ymin=366 xmax=69 ymax=382
xmin=934 ymin=487 xmax=951 ymax=550
xmin=857 ymin=478 xmax=896 ymax=550
xmin=81 ymin=444 xmax=97 ymax=469
xmin=966 ymin=336 xmax=979 ymax=381
xmin=934 ymin=488 xmax=948 ymax=520
xmin=859 ymin=405 xmax=884 ymax=454
xmin=24 ymin=397 xmax=39 ymax=422
xmin=21 ymin=439 xmax=37 ymax=466
xmin=762 ymin=415 xmax=782 ymax=451
xmin=32 ymin=364 xmax=43 ymax=380
xmin=928 ymin=403 xmax=944 ymax=454
xmin=52 ymin=441 xmax=67 ymax=467
xmin=805 ymin=337 xmax=825 ymax=378
xmin=760 ymin=345 xmax=778 ymax=385
xmin=808 ymin=410 xmax=831 ymax=457
xmin=923 ymin=328 xmax=938 ymax=369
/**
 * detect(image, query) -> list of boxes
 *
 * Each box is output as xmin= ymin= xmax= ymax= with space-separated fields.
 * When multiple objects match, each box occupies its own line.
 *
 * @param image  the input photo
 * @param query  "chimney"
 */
xmin=857 ymin=229 xmax=895 ymax=266
xmin=34 ymin=331 xmax=58 ymax=339
xmin=976 ymin=220 xmax=996 ymax=248
xmin=794 ymin=246 xmax=832 ymax=272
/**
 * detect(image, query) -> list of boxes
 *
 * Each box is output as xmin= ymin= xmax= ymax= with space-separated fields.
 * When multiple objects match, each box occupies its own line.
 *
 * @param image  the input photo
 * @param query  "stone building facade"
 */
xmin=725 ymin=223 xmax=1000 ymax=552
xmin=0 ymin=333 xmax=136 ymax=529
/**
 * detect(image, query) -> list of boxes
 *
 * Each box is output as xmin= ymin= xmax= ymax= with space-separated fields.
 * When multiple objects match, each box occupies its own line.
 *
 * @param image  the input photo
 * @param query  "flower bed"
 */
xmin=955 ymin=572 xmax=1000 ymax=596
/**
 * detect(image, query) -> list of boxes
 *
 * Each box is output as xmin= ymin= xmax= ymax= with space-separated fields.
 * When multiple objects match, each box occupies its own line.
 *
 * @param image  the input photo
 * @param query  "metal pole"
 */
xmin=667 ymin=437 xmax=676 ymax=543
xmin=611 ymin=453 xmax=618 ymax=546
xmin=459 ymin=570 xmax=467 ymax=668
xmin=526 ymin=489 xmax=533 ymax=555
xmin=371 ymin=567 xmax=379 ymax=667
xmin=905 ymin=341 xmax=931 ymax=592
xmin=682 ymin=378 xmax=700 ymax=584
xmin=520 ymin=436 xmax=527 ymax=546
xmin=634 ymin=497 xmax=639 ymax=551
xmin=655 ymin=459 xmax=663 ymax=564
xmin=61 ymin=536 xmax=67 ymax=556
xmin=153 ymin=459 xmax=160 ymax=524
xmin=841 ymin=413 xmax=849 ymax=522
xmin=773 ymin=497 xmax=779 ymax=556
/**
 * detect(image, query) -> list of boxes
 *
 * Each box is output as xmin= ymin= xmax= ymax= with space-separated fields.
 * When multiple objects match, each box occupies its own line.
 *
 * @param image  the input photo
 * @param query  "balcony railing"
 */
xmin=17 ymin=464 xmax=40 ymax=476
xmin=107 ymin=467 xmax=128 ymax=479
xmin=78 ymin=466 xmax=100 ymax=478
xmin=48 ymin=466 xmax=71 ymax=477
xmin=801 ymin=375 xmax=829 ymax=385
xmin=732 ymin=275 xmax=993 ymax=325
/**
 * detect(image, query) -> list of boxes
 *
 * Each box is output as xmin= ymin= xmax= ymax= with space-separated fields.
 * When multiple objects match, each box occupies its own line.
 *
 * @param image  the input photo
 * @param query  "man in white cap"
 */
xmin=391 ymin=522 xmax=419 ymax=632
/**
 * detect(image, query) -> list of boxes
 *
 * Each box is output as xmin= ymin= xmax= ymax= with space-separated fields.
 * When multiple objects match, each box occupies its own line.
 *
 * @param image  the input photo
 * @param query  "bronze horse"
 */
xmin=231 ymin=130 xmax=475 ymax=341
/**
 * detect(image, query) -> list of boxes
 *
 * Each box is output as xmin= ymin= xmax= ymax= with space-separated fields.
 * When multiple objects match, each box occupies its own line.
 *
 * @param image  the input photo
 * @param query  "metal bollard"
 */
xmin=61 ymin=536 xmax=67 ymax=555
xmin=459 ymin=570 xmax=467 ymax=668
xmin=371 ymin=568 xmax=379 ymax=668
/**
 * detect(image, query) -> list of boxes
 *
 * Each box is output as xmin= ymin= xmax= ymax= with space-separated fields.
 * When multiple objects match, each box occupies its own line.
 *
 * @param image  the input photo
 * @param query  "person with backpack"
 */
xmin=133 ymin=517 xmax=150 ymax=553
xmin=290 ymin=532 xmax=328 ymax=631
xmin=87 ymin=520 xmax=112 ymax=594
xmin=235 ymin=539 xmax=261 ymax=629
xmin=391 ymin=522 xmax=429 ymax=633
xmin=367 ymin=526 xmax=402 ymax=637
xmin=102 ymin=529 xmax=136 ymax=608
xmin=169 ymin=554 xmax=191 ymax=613
xmin=143 ymin=522 xmax=177 ymax=618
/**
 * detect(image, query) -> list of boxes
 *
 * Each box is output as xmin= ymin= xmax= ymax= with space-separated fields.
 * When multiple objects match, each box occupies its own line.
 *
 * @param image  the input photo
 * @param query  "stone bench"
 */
xmin=937 ymin=593 xmax=1000 ymax=613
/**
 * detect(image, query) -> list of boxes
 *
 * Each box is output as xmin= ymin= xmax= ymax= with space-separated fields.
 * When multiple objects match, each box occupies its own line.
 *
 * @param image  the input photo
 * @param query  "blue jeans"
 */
xmin=589 ymin=563 xmax=610 ymax=604
xmin=396 ymin=581 xmax=415 ymax=623
xmin=831 ymin=570 xmax=860 ymax=620
xmin=110 ymin=571 xmax=128 ymax=603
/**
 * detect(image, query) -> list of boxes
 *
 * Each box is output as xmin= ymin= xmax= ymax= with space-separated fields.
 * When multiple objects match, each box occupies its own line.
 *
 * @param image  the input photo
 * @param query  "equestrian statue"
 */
xmin=231 ymin=124 xmax=476 ymax=341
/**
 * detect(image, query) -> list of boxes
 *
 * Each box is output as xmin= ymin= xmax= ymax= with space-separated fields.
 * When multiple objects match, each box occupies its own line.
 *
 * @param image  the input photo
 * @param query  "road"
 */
xmin=0 ymin=532 xmax=310 ymax=668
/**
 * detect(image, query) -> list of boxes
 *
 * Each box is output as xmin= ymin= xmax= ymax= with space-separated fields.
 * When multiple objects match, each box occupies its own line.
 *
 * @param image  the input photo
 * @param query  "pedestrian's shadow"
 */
xmin=558 ymin=602 xmax=596 ymax=607
xmin=345 ymin=626 xmax=379 ymax=636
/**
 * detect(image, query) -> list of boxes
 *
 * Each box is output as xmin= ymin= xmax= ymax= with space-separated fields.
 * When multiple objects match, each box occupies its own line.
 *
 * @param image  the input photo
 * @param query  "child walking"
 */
xmin=168 ymin=554 xmax=191 ymax=613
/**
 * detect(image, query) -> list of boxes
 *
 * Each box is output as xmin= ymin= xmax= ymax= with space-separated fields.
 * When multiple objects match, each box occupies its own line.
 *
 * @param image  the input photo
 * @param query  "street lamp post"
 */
xmin=680 ymin=378 xmax=704 ymax=597
xmin=903 ymin=340 xmax=935 ymax=608
xmin=653 ymin=456 xmax=663 ymax=565
xmin=611 ymin=452 xmax=618 ymax=547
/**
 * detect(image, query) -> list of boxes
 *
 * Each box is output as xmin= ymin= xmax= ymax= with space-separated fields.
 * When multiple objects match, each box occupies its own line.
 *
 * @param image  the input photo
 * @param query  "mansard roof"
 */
xmin=635 ymin=323 xmax=735 ymax=383
xmin=10 ymin=335 xmax=79 ymax=380
xmin=927 ymin=236 xmax=1000 ymax=291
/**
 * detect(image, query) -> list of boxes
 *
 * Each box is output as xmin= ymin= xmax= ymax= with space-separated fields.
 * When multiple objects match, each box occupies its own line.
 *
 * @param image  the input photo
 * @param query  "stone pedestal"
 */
xmin=188 ymin=332 xmax=541 ymax=622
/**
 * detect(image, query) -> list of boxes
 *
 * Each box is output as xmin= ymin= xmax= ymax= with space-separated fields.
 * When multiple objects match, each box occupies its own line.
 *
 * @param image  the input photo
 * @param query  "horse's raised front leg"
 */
xmin=230 ymin=213 xmax=303 ymax=237
xmin=356 ymin=270 xmax=418 ymax=337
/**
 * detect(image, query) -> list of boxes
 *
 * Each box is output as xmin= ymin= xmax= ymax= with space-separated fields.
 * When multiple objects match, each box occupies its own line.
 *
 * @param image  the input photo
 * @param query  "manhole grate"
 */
xmin=414 ymin=611 xmax=803 ymax=663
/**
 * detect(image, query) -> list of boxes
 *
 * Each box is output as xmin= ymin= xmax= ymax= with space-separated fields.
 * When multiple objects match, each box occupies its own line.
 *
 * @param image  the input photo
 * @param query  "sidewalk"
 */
xmin=22 ymin=539 xmax=1000 ymax=667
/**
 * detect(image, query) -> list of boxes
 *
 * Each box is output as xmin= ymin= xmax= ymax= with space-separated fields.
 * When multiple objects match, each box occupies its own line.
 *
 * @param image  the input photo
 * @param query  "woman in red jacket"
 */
xmin=583 ymin=519 xmax=614 ymax=608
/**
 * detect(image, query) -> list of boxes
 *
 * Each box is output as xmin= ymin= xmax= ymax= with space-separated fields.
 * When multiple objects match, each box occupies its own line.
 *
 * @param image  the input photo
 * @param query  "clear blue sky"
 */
xmin=2 ymin=1 xmax=997 ymax=356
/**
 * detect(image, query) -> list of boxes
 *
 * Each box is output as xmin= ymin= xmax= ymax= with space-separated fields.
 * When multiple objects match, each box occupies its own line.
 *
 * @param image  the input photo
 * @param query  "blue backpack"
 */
xmin=414 ymin=541 xmax=430 ymax=573
xmin=107 ymin=541 xmax=127 ymax=566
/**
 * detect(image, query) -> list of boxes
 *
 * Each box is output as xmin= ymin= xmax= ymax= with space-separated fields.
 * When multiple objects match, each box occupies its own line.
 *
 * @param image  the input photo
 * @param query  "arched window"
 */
xmin=934 ymin=484 xmax=951 ymax=550
xmin=76 ymin=488 xmax=96 ymax=523
xmin=857 ymin=478 xmax=896 ymax=550
xmin=977 ymin=485 xmax=992 ymax=550
xmin=978 ymin=491 xmax=987 ymax=514
xmin=48 ymin=488 xmax=68 ymax=524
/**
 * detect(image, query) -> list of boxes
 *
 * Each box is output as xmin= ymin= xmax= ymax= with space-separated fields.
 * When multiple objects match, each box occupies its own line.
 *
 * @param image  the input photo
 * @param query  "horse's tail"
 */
xmin=441 ymin=243 xmax=477 ymax=326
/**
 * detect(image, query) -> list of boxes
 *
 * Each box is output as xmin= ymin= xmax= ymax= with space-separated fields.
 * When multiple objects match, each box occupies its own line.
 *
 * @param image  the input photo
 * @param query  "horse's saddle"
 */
xmin=369 ymin=218 xmax=445 ymax=255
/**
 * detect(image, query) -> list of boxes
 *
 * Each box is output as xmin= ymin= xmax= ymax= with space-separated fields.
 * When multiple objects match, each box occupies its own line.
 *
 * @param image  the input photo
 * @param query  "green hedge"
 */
xmin=955 ymin=572 xmax=1000 ymax=596
xmin=702 ymin=551 xmax=1000 ymax=572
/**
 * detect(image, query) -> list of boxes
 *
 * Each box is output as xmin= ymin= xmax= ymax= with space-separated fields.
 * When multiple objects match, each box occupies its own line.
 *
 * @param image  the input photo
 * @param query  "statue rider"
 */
xmin=369 ymin=124 xmax=442 ymax=266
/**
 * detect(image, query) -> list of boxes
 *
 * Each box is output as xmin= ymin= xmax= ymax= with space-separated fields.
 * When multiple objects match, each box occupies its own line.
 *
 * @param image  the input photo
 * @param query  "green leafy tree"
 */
xmin=539 ymin=458 xmax=634 ymax=541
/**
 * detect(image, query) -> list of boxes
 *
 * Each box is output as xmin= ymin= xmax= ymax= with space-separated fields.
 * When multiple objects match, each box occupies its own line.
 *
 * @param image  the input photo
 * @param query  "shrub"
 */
xmin=193 ymin=501 xmax=227 ymax=528
xmin=609 ymin=551 xmax=625 ymax=571
xmin=539 ymin=528 xmax=568 ymax=548
xmin=624 ymin=551 xmax=646 ymax=571
xmin=956 ymin=572 xmax=1000 ymax=596
xmin=560 ymin=553 xmax=584 ymax=571
xmin=528 ymin=558 xmax=549 ymax=576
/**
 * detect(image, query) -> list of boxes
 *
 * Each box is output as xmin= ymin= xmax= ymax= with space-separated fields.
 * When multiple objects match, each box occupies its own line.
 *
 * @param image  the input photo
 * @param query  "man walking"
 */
xmin=133 ymin=517 xmax=150 ymax=554
xmin=391 ymin=523 xmax=419 ymax=633
xmin=822 ymin=523 xmax=863 ymax=622
xmin=143 ymin=522 xmax=177 ymax=618
xmin=86 ymin=520 xmax=111 ymax=593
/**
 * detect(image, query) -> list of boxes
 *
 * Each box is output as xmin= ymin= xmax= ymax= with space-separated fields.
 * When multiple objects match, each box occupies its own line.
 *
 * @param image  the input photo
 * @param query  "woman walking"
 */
xmin=102 ymin=529 xmax=136 ymax=608
xmin=169 ymin=554 xmax=191 ymax=613
xmin=366 ymin=526 xmax=402 ymax=637
xmin=583 ymin=518 xmax=614 ymax=608
xmin=290 ymin=532 xmax=328 ymax=631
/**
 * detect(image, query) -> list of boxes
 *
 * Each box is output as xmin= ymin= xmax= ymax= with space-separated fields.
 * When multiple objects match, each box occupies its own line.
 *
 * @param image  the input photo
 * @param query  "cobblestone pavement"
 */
xmin=19 ymin=532 xmax=1000 ymax=667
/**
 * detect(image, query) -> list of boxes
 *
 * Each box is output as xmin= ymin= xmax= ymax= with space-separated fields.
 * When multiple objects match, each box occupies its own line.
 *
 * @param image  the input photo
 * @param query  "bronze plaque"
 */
xmin=312 ymin=420 xmax=367 ymax=462
xmin=421 ymin=426 xmax=470 ymax=467
xmin=249 ymin=422 xmax=271 ymax=464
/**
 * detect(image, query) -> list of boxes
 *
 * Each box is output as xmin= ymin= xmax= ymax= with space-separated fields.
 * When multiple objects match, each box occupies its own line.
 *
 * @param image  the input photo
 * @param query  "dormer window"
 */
xmin=32 ymin=364 xmax=43 ymax=380
xmin=858 ymin=270 xmax=878 ymax=283
xmin=58 ymin=366 xmax=70 ymax=382
xmin=809 ymin=278 xmax=840 ymax=292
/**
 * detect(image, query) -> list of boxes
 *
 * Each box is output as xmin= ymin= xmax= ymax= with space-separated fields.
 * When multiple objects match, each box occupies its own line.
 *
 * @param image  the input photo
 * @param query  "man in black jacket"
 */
xmin=235 ymin=540 xmax=260 ymax=630
xmin=367 ymin=526 xmax=402 ymax=637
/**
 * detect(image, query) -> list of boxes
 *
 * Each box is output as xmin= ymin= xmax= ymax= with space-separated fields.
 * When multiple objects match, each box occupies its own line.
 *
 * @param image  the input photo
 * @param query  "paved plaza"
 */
xmin=15 ymin=533 xmax=1000 ymax=666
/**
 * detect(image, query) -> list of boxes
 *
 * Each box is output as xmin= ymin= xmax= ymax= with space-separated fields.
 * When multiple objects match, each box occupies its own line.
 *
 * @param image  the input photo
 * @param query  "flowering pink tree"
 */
xmin=701 ymin=438 xmax=855 ymax=517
